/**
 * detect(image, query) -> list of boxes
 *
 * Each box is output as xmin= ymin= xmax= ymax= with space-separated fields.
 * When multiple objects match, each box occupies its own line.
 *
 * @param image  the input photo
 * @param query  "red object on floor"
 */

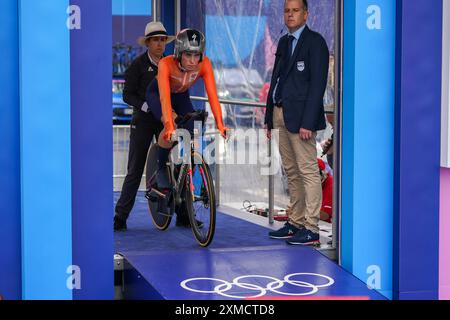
xmin=321 ymin=175 xmax=333 ymax=222
xmin=318 ymin=158 xmax=333 ymax=223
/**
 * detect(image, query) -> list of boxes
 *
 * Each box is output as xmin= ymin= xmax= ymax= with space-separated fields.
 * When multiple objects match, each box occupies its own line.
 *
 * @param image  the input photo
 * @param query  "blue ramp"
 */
xmin=115 ymin=193 xmax=385 ymax=300
xmin=123 ymin=246 xmax=385 ymax=300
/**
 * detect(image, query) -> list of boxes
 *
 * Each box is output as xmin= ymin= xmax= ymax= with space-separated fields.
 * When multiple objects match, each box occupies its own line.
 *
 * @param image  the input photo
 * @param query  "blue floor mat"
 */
xmin=114 ymin=192 xmax=283 ymax=254
xmin=114 ymin=193 xmax=387 ymax=300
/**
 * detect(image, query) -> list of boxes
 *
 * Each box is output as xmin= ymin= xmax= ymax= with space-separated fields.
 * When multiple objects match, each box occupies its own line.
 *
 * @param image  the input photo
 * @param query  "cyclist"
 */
xmin=146 ymin=28 xmax=228 ymax=195
xmin=113 ymin=21 xmax=174 ymax=232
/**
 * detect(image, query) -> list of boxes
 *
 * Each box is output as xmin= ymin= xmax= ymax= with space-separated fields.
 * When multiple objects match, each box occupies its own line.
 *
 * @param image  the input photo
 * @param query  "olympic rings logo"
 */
xmin=180 ymin=273 xmax=335 ymax=299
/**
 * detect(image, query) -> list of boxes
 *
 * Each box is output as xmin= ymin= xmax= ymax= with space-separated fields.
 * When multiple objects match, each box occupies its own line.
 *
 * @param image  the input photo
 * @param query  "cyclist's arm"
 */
xmin=157 ymin=59 xmax=175 ymax=134
xmin=201 ymin=58 xmax=225 ymax=132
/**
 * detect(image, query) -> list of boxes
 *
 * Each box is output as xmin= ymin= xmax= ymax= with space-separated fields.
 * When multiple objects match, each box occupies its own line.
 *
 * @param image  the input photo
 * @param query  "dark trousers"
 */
xmin=115 ymin=112 xmax=163 ymax=220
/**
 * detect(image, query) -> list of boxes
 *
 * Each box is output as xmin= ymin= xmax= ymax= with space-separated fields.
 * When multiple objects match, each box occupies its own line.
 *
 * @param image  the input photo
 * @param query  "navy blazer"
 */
xmin=265 ymin=25 xmax=329 ymax=133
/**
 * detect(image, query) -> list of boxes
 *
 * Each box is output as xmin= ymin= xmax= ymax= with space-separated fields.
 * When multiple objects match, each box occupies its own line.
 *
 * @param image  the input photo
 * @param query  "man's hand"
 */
xmin=299 ymin=128 xmax=312 ymax=140
xmin=321 ymin=138 xmax=333 ymax=155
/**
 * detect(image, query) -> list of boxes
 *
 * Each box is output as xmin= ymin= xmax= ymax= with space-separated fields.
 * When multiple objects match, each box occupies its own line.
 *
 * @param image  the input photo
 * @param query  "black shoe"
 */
xmin=176 ymin=217 xmax=204 ymax=229
xmin=269 ymin=222 xmax=301 ymax=239
xmin=114 ymin=215 xmax=127 ymax=231
xmin=286 ymin=228 xmax=320 ymax=246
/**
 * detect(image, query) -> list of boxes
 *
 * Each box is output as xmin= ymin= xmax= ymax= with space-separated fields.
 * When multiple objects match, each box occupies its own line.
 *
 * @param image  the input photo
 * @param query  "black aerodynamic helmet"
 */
xmin=174 ymin=28 xmax=206 ymax=61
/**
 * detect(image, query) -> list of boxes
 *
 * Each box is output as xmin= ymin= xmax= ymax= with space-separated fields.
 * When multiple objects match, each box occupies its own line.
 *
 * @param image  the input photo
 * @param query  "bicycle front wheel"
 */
xmin=184 ymin=152 xmax=216 ymax=247
xmin=145 ymin=144 xmax=173 ymax=230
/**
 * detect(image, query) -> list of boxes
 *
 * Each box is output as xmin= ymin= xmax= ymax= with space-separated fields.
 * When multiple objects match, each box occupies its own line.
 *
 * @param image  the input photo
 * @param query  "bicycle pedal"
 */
xmin=147 ymin=188 xmax=168 ymax=201
xmin=146 ymin=193 xmax=159 ymax=202
xmin=145 ymin=190 xmax=158 ymax=201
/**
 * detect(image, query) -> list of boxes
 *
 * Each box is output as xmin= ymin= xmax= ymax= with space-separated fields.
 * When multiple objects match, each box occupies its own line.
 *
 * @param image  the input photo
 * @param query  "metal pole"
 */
xmin=336 ymin=0 xmax=344 ymax=264
xmin=190 ymin=96 xmax=266 ymax=108
xmin=190 ymin=96 xmax=334 ymax=114
xmin=174 ymin=0 xmax=181 ymax=33
xmin=153 ymin=0 xmax=161 ymax=22
xmin=268 ymin=138 xmax=274 ymax=224
xmin=202 ymin=132 xmax=221 ymax=206
xmin=216 ymin=159 xmax=221 ymax=207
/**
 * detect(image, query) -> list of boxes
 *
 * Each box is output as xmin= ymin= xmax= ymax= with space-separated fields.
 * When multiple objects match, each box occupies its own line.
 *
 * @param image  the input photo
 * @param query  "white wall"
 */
xmin=442 ymin=0 xmax=450 ymax=168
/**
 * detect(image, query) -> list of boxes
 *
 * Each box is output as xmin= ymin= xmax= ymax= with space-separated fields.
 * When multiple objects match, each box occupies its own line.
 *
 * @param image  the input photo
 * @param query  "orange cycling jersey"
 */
xmin=157 ymin=55 xmax=225 ymax=136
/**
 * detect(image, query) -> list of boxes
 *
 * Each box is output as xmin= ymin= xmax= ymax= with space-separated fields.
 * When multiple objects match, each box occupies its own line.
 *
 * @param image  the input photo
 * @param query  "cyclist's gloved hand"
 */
xmin=164 ymin=122 xmax=175 ymax=141
xmin=218 ymin=125 xmax=229 ymax=139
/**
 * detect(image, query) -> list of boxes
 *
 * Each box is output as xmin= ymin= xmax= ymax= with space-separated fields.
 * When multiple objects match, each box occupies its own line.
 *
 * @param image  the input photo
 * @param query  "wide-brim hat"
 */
xmin=137 ymin=21 xmax=175 ymax=46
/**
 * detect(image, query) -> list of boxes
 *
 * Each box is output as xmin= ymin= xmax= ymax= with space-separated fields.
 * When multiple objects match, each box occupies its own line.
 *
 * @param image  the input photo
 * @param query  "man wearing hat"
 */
xmin=114 ymin=22 xmax=175 ymax=231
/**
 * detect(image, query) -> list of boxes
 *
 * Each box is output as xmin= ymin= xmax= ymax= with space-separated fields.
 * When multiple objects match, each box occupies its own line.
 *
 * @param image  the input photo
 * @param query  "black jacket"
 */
xmin=265 ymin=25 xmax=329 ymax=133
xmin=123 ymin=51 xmax=159 ymax=122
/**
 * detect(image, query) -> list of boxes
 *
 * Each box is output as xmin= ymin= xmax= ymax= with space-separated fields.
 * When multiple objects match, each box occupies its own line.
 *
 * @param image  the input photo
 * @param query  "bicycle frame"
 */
xmin=146 ymin=114 xmax=216 ymax=246
xmin=170 ymin=140 xmax=196 ymax=207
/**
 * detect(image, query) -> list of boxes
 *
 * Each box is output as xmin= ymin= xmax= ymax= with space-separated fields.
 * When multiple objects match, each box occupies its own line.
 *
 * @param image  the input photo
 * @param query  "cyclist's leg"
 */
xmin=156 ymin=90 xmax=195 ymax=158
xmin=146 ymin=81 xmax=173 ymax=190
xmin=172 ymin=90 xmax=195 ymax=131
xmin=155 ymin=92 xmax=194 ymax=191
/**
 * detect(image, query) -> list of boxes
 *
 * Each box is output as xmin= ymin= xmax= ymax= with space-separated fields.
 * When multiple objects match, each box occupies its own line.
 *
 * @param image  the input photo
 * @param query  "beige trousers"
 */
xmin=273 ymin=107 xmax=321 ymax=233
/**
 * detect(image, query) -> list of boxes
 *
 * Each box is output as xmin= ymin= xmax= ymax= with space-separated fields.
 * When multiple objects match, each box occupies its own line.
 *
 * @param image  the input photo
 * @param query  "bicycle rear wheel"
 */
xmin=184 ymin=151 xmax=216 ymax=247
xmin=145 ymin=144 xmax=173 ymax=230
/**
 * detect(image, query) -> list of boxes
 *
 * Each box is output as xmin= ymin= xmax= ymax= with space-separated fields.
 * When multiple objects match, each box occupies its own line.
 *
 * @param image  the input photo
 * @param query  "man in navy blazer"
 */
xmin=265 ymin=0 xmax=329 ymax=245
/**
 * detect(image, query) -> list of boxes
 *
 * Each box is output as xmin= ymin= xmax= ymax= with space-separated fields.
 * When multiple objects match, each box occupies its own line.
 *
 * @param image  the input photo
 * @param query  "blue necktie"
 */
xmin=274 ymin=35 xmax=295 ymax=105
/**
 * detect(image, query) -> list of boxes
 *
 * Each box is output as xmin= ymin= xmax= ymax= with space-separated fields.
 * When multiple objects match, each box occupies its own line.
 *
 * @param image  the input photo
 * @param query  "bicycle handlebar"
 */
xmin=170 ymin=110 xmax=209 ymax=142
xmin=174 ymin=110 xmax=208 ymax=127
